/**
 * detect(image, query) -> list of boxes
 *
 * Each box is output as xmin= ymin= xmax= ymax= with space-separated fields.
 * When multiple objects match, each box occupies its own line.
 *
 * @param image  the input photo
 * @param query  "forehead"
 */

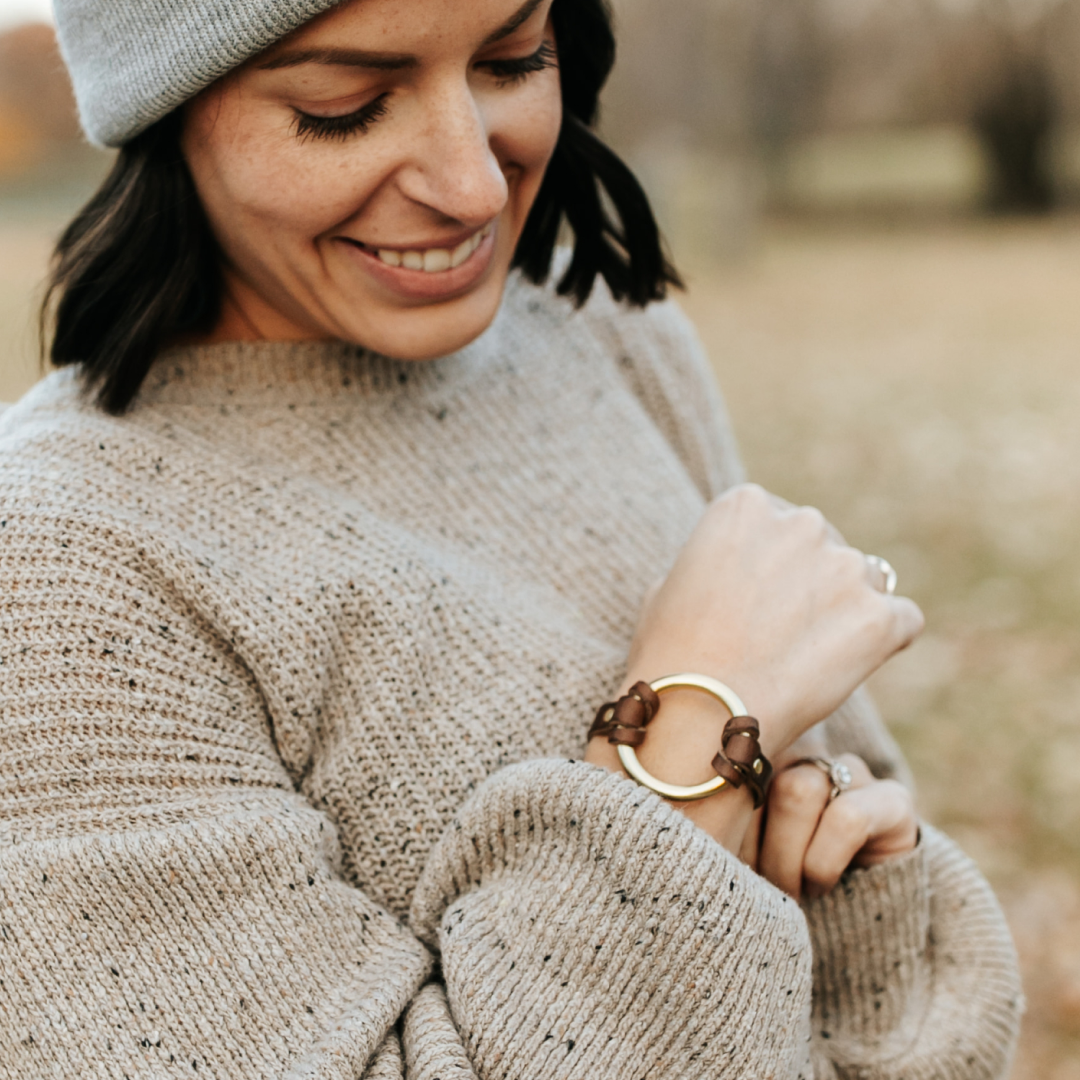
xmin=260 ymin=0 xmax=547 ymax=60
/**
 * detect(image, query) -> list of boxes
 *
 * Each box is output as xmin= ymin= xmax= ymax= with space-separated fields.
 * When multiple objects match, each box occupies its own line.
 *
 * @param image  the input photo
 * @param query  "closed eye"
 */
xmin=480 ymin=40 xmax=558 ymax=86
xmin=294 ymin=93 xmax=391 ymax=141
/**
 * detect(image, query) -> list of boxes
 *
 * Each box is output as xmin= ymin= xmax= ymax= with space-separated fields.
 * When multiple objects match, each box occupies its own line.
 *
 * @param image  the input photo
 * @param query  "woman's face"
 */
xmin=183 ymin=0 xmax=561 ymax=357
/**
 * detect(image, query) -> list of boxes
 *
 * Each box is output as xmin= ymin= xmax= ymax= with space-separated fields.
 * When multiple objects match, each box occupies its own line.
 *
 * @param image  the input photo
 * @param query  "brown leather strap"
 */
xmin=715 ymin=716 xmax=772 ymax=809
xmin=588 ymin=681 xmax=660 ymax=746
xmin=710 ymin=752 xmax=744 ymax=788
xmin=590 ymin=683 xmax=773 ymax=808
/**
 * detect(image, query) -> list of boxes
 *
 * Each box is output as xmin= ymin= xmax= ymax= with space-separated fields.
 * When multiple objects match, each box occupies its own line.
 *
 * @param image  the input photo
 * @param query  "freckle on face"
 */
xmin=182 ymin=0 xmax=562 ymax=358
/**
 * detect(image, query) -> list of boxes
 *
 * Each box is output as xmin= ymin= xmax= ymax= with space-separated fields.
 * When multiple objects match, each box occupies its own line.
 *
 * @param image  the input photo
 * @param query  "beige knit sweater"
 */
xmin=0 ymin=270 xmax=1021 ymax=1079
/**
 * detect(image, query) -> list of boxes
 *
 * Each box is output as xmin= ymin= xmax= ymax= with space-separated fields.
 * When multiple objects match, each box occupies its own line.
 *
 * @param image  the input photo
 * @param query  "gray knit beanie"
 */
xmin=53 ymin=0 xmax=345 ymax=147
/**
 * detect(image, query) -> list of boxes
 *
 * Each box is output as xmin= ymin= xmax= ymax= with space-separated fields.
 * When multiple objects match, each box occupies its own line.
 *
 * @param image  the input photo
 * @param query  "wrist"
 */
xmin=591 ymin=672 xmax=765 ymax=853
xmin=619 ymin=666 xmax=789 ymax=760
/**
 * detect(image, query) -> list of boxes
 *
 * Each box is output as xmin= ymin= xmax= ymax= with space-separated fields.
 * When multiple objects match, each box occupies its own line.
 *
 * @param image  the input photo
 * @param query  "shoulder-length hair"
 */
xmin=43 ymin=0 xmax=681 ymax=414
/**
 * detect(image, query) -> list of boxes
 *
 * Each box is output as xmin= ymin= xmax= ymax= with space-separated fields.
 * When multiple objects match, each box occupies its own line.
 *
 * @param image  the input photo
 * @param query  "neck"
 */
xmin=187 ymin=270 xmax=334 ymax=347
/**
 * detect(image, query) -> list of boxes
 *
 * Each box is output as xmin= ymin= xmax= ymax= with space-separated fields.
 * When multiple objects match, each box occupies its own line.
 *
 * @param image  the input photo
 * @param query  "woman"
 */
xmin=0 ymin=0 xmax=1020 ymax=1076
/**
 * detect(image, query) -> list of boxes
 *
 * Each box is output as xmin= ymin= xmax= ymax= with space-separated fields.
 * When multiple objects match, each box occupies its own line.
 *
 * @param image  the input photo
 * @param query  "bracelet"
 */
xmin=589 ymin=673 xmax=773 ymax=806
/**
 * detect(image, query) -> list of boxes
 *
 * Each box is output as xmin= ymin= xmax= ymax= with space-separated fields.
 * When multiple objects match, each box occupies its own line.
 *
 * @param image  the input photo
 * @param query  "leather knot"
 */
xmin=588 ymin=681 xmax=661 ymax=746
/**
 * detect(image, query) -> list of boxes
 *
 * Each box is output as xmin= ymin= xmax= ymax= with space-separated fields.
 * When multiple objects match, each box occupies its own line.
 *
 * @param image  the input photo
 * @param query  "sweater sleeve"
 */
xmin=411 ymin=758 xmax=819 ymax=1080
xmin=803 ymin=827 xmax=1023 ymax=1080
xmin=406 ymin=759 xmax=1022 ymax=1080
xmin=0 ymin=505 xmax=819 ymax=1080
xmin=0 ymin=514 xmax=433 ymax=1079
xmin=806 ymin=696 xmax=1024 ymax=1080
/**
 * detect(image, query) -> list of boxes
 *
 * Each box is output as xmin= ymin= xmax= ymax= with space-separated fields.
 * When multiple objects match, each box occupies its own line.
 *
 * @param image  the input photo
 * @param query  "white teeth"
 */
xmin=374 ymin=224 xmax=492 ymax=273
xmin=450 ymin=237 xmax=473 ymax=268
xmin=423 ymin=248 xmax=451 ymax=273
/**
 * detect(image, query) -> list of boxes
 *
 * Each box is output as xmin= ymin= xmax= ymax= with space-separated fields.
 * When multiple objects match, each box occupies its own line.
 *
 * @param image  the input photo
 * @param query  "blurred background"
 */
xmin=1 ymin=0 xmax=1079 ymax=1074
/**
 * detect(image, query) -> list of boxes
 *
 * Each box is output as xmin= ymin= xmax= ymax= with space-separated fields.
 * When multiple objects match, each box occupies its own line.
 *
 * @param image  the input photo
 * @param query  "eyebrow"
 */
xmin=482 ymin=0 xmax=545 ymax=46
xmin=257 ymin=49 xmax=416 ymax=72
xmin=258 ymin=0 xmax=546 ymax=71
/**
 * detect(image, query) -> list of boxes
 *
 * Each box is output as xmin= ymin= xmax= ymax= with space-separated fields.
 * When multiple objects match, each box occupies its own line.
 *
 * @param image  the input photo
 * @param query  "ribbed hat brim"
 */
xmin=54 ymin=0 xmax=346 ymax=147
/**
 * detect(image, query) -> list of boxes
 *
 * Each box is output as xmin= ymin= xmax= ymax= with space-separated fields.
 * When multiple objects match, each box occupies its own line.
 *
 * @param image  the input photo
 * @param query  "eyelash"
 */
xmin=292 ymin=40 xmax=558 ymax=142
xmin=483 ymin=40 xmax=558 ymax=86
xmin=294 ymin=94 xmax=391 ymax=142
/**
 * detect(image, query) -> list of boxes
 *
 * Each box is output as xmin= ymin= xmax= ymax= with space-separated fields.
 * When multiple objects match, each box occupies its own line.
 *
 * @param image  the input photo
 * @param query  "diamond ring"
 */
xmin=865 ymin=554 xmax=897 ymax=595
xmin=791 ymin=756 xmax=854 ymax=801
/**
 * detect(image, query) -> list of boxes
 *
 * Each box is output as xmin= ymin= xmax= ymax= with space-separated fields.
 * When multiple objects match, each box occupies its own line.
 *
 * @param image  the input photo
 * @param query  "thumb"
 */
xmin=886 ymin=595 xmax=925 ymax=653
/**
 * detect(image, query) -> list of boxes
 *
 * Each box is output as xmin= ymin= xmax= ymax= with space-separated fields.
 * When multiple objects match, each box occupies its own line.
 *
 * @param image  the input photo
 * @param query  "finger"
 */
xmin=852 ymin=780 xmax=919 ymax=866
xmin=835 ymin=752 xmax=875 ymax=790
xmin=759 ymin=763 xmax=832 ymax=899
xmin=802 ymin=776 xmax=915 ymax=898
xmin=762 ymin=490 xmax=849 ymax=546
xmin=739 ymin=806 xmax=764 ymax=871
xmin=884 ymin=595 xmax=925 ymax=652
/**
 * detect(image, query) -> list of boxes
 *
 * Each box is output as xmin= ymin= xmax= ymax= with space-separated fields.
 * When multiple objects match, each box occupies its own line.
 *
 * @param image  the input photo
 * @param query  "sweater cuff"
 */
xmin=802 ymin=839 xmax=930 ymax=1044
xmin=411 ymin=757 xmax=816 ymax=1080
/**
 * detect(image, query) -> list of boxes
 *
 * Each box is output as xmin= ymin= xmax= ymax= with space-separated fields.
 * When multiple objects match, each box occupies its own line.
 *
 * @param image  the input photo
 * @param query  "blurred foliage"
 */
xmin=600 ymin=0 xmax=1080 ymax=256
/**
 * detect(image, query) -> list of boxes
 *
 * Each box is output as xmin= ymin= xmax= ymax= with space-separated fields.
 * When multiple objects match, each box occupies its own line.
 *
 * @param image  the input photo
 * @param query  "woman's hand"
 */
xmin=585 ymin=483 xmax=923 ymax=851
xmin=747 ymin=753 xmax=919 ymax=900
xmin=624 ymin=484 xmax=923 ymax=754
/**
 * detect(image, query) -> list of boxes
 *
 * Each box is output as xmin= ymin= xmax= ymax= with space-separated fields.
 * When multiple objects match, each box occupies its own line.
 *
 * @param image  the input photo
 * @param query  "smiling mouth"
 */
xmin=356 ymin=223 xmax=494 ymax=274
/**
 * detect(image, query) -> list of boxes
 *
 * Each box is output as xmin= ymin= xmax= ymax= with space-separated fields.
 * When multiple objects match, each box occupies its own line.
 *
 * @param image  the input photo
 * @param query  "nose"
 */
xmin=397 ymin=77 xmax=509 ymax=227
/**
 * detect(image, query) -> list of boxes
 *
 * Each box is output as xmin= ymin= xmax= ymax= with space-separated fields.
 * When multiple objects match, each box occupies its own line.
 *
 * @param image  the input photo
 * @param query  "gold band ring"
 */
xmin=866 ymin=554 xmax=897 ymax=595
xmin=616 ymin=673 xmax=747 ymax=802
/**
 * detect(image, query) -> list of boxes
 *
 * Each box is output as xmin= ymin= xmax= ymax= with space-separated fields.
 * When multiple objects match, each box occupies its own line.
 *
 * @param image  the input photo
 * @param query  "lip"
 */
xmin=335 ymin=222 xmax=498 ymax=302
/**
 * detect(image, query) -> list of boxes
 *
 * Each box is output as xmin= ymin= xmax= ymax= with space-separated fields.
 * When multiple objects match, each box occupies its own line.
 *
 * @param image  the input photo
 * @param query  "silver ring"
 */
xmin=865 ymin=554 xmax=897 ymax=595
xmin=792 ymin=757 xmax=853 ymax=801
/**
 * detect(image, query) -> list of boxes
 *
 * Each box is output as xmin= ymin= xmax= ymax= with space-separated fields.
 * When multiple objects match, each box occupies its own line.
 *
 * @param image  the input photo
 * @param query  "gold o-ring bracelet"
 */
xmin=617 ymin=673 xmax=748 ymax=802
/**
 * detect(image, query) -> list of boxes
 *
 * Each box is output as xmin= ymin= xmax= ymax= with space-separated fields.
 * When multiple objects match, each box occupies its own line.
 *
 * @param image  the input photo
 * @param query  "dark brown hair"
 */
xmin=44 ymin=0 xmax=680 ymax=414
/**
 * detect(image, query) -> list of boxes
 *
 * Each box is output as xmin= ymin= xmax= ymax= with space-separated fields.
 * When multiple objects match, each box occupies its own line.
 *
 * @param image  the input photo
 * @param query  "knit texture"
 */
xmin=53 ymin=0 xmax=346 ymax=146
xmin=0 ymin=271 xmax=1022 ymax=1077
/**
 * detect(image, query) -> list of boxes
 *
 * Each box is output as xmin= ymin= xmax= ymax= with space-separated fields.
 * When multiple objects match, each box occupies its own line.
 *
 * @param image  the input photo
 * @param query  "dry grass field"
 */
xmin=0 ymin=212 xmax=53 ymax=402
xmin=682 ymin=216 xmax=1080 ymax=1079
xmin=2 ymin=205 xmax=1079 ymax=1077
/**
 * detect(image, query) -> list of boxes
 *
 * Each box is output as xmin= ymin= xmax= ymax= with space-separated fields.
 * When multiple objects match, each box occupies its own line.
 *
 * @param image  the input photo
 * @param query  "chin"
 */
xmin=339 ymin=273 xmax=508 ymax=362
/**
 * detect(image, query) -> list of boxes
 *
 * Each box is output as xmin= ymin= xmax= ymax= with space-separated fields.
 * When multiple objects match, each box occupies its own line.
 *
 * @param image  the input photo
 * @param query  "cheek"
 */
xmin=494 ymin=77 xmax=562 ymax=186
xmin=186 ymin=102 xmax=385 ymax=255
xmin=209 ymin=145 xmax=369 ymax=247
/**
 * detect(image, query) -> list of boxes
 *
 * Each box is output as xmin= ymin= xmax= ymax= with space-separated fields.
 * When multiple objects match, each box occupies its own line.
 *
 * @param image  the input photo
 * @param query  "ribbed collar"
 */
xmin=136 ymin=338 xmax=473 ymax=407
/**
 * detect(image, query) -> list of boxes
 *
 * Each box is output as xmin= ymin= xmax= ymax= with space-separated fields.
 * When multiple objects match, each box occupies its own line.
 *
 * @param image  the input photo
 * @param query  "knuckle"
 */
xmin=829 ymin=796 xmax=871 ymax=837
xmin=879 ymin=778 xmax=914 ymax=812
xmin=727 ymin=483 xmax=768 ymax=514
xmin=773 ymin=765 xmax=830 ymax=807
xmin=838 ymin=545 xmax=869 ymax=580
xmin=857 ymin=599 xmax=893 ymax=639
xmin=794 ymin=506 xmax=827 ymax=536
xmin=905 ymin=600 xmax=927 ymax=635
